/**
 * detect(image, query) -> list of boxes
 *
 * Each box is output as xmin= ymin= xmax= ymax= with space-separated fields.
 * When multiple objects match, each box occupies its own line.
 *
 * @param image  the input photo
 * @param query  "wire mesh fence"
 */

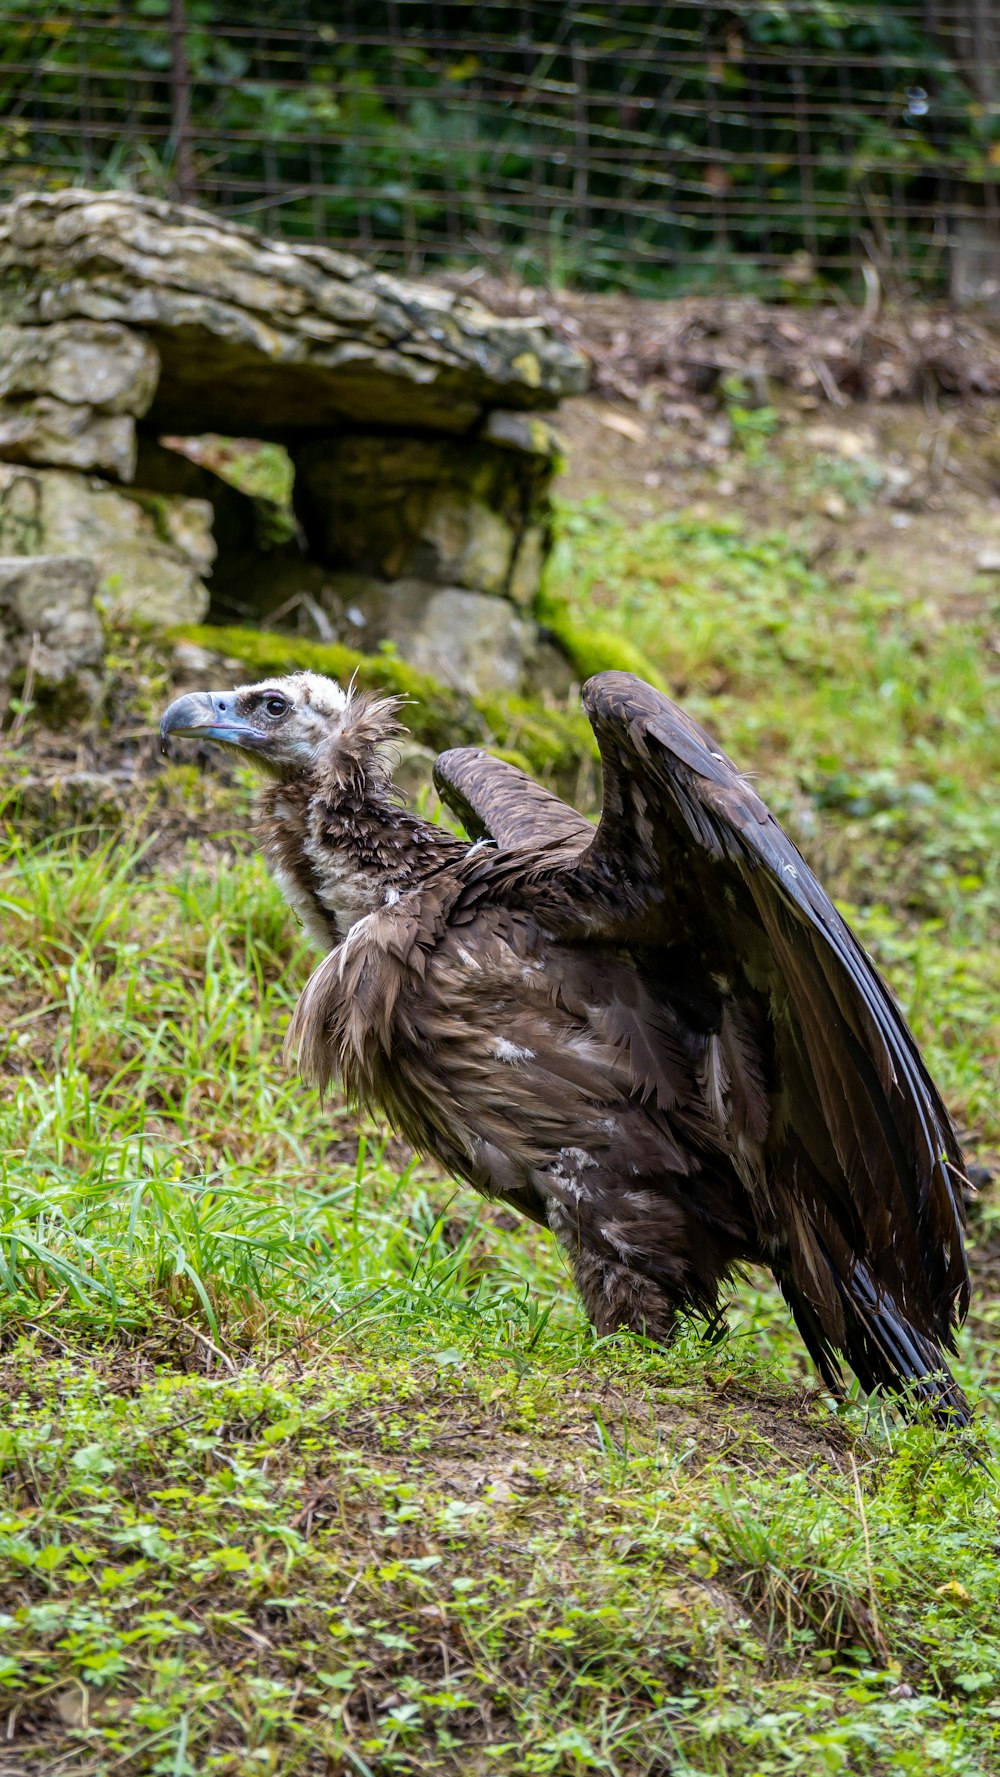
xmin=2 ymin=2 xmax=999 ymax=298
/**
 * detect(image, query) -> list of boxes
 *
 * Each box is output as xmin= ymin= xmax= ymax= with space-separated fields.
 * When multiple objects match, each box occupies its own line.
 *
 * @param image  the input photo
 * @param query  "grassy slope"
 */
xmin=1 ymin=496 xmax=998 ymax=1775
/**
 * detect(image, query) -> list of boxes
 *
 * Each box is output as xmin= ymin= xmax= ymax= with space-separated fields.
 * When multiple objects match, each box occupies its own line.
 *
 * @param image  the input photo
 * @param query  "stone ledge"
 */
xmin=0 ymin=320 xmax=159 ymax=416
xmin=0 ymin=189 xmax=588 ymax=437
xmin=0 ymin=396 xmax=136 ymax=480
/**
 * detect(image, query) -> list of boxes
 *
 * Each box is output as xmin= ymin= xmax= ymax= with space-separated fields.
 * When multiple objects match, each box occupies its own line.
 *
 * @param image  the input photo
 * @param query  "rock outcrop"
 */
xmin=0 ymin=320 xmax=159 ymax=481
xmin=293 ymin=425 xmax=555 ymax=597
xmin=0 ymin=189 xmax=587 ymax=717
xmin=0 ymin=464 xmax=213 ymax=629
xmin=0 ymin=555 xmax=104 ymax=719
xmin=0 ymin=189 xmax=585 ymax=435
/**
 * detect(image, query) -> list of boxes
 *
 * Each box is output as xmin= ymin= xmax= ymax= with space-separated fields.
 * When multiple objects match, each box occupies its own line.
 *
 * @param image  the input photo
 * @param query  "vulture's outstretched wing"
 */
xmin=434 ymin=747 xmax=593 ymax=855
xmin=551 ymin=672 xmax=969 ymax=1417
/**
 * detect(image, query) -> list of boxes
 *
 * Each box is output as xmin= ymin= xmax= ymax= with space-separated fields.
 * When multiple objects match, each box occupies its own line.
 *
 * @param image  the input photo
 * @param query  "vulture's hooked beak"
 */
xmin=159 ymin=691 xmax=266 ymax=756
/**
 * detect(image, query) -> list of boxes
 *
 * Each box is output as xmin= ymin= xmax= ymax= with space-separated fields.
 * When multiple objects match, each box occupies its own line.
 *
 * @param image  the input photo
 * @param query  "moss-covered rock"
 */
xmin=0 ymin=190 xmax=587 ymax=436
xmin=0 ymin=319 xmax=159 ymax=416
xmin=0 ymin=553 xmax=105 ymax=721
xmin=292 ymin=432 xmax=552 ymax=602
xmin=0 ymin=396 xmax=137 ymax=481
xmin=0 ymin=463 xmax=212 ymax=626
xmin=0 ymin=193 xmax=591 ymax=704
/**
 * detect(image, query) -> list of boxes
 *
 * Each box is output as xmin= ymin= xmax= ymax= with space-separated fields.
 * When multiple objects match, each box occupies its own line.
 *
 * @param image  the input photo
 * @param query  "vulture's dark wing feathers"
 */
xmin=434 ymin=747 xmax=594 ymax=856
xmin=545 ymin=672 xmax=969 ymax=1418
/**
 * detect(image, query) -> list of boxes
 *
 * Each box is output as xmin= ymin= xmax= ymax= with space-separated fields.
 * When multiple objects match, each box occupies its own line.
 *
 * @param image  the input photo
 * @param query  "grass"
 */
xmin=544 ymin=500 xmax=997 ymax=825
xmin=3 ymin=1337 xmax=998 ymax=1777
xmin=1 ymin=490 xmax=998 ymax=1773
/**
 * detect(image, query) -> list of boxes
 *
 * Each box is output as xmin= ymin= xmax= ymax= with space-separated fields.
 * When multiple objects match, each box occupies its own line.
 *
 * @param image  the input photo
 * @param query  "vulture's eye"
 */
xmin=263 ymin=695 xmax=289 ymax=719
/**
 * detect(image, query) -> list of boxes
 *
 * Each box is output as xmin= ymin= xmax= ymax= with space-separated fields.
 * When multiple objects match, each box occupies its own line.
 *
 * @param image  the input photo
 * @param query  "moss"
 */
xmin=534 ymin=586 xmax=665 ymax=689
xmin=174 ymin=624 xmax=596 ymax=783
xmin=126 ymin=488 xmax=177 ymax=546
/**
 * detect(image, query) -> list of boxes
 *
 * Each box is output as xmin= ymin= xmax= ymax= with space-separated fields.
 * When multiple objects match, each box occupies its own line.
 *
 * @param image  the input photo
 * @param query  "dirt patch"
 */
xmin=448 ymin=276 xmax=1000 ymax=407
xmin=0 ymin=1338 xmax=857 ymax=1498
xmin=427 ymin=278 xmax=1000 ymax=631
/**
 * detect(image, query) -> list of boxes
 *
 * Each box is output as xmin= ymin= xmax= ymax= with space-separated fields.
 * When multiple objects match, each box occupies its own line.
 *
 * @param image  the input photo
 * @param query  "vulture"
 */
xmin=160 ymin=669 xmax=971 ymax=1424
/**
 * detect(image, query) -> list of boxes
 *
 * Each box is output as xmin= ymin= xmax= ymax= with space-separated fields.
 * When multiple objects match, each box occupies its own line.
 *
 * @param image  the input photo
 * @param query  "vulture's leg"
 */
xmin=548 ymin=1205 xmax=679 ymax=1346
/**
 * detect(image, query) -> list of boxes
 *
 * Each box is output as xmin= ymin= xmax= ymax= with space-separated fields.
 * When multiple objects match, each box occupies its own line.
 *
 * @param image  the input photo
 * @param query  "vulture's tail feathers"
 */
xmin=782 ymin=1258 xmax=970 ymax=1429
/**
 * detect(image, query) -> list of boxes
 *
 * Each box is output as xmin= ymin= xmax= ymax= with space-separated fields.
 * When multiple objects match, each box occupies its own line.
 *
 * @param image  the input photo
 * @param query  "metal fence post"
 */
xmin=170 ymin=0 xmax=196 ymax=203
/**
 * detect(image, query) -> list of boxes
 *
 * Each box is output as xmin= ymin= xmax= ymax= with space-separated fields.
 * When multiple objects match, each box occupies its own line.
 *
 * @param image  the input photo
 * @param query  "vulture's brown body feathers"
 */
xmin=161 ymin=669 xmax=971 ymax=1423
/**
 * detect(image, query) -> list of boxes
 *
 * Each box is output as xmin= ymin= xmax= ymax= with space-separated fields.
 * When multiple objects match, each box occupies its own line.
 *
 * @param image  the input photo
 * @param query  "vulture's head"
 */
xmin=160 ymin=671 xmax=402 ymax=792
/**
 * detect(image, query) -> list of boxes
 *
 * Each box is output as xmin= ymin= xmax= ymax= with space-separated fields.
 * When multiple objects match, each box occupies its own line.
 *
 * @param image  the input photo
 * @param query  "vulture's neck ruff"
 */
xmin=160 ymin=672 xmax=464 ymax=949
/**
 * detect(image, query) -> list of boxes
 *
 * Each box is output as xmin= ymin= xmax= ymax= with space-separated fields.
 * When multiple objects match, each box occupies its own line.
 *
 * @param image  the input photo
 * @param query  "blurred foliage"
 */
xmin=1 ymin=1 xmax=997 ymax=293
